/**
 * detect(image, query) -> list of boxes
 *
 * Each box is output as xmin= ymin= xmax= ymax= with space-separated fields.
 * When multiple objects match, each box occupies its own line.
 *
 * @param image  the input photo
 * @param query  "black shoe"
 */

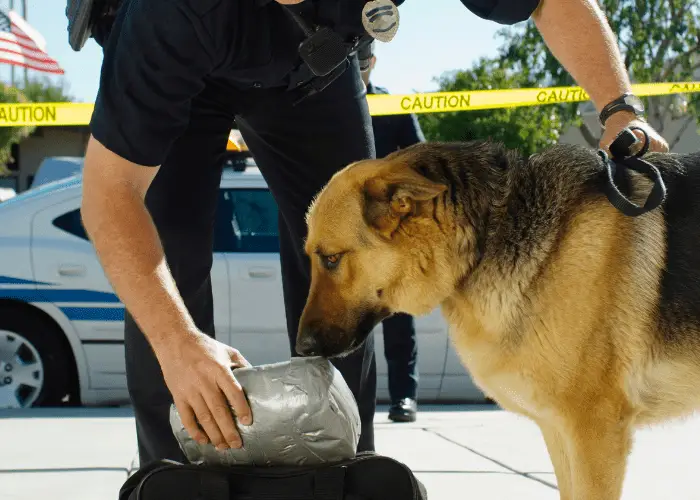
xmin=388 ymin=398 xmax=417 ymax=423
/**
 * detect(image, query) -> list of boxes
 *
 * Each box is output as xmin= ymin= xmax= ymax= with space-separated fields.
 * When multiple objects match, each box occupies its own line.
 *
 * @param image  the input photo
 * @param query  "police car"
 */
xmin=0 ymin=157 xmax=485 ymax=409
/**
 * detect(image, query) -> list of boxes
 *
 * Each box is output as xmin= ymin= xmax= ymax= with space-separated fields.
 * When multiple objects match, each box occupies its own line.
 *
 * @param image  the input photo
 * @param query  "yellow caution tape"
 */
xmin=0 ymin=102 xmax=94 ymax=127
xmin=368 ymin=81 xmax=700 ymax=116
xmin=0 ymin=82 xmax=697 ymax=127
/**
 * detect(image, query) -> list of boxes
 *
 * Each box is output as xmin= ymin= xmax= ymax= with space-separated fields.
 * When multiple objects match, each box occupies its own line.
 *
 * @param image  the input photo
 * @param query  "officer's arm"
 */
xmin=81 ymin=139 xmax=195 ymax=351
xmin=459 ymin=0 xmax=667 ymax=151
xmin=459 ymin=0 xmax=632 ymax=115
xmin=81 ymin=0 xmax=213 ymax=353
xmin=531 ymin=0 xmax=632 ymax=118
xmin=81 ymin=0 xmax=253 ymax=450
xmin=531 ymin=0 xmax=668 ymax=150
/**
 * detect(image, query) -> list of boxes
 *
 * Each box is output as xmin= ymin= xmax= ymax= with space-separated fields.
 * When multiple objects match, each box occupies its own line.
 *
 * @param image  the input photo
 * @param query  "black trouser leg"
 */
xmin=124 ymin=87 xmax=234 ymax=467
xmin=235 ymin=58 xmax=378 ymax=452
xmin=382 ymin=314 xmax=418 ymax=401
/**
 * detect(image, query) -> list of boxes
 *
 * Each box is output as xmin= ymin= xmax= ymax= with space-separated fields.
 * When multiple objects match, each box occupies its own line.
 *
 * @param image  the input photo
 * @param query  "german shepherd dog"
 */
xmin=295 ymin=139 xmax=700 ymax=499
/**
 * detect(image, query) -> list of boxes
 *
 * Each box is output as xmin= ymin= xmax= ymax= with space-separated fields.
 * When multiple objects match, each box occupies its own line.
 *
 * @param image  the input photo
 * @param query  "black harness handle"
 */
xmin=598 ymin=126 xmax=667 ymax=217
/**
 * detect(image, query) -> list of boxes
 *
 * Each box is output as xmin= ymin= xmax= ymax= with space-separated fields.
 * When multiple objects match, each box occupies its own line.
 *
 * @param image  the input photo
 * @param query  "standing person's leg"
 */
xmin=124 ymin=87 xmax=235 ymax=467
xmin=235 ymin=58 xmax=378 ymax=452
xmin=382 ymin=313 xmax=419 ymax=422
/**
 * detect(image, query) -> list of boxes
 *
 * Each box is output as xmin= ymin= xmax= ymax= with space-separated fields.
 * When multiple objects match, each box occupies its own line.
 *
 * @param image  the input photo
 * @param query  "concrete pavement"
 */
xmin=2 ymin=404 xmax=700 ymax=499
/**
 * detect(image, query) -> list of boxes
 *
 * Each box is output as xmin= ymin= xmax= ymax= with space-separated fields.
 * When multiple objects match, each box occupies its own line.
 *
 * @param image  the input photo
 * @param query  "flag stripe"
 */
xmin=0 ymin=41 xmax=57 ymax=63
xmin=0 ymin=57 xmax=65 ymax=74
xmin=8 ymin=10 xmax=48 ymax=51
xmin=0 ymin=52 xmax=64 ymax=73
xmin=0 ymin=51 xmax=62 ymax=69
xmin=0 ymin=57 xmax=63 ymax=73
xmin=0 ymin=46 xmax=63 ymax=66
xmin=10 ymin=27 xmax=32 ymax=43
xmin=0 ymin=9 xmax=63 ymax=75
xmin=0 ymin=35 xmax=47 ymax=55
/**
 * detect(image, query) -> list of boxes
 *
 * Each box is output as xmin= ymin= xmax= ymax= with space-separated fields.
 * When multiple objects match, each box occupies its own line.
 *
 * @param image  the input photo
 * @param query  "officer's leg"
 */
xmin=235 ymin=58 xmax=378 ymax=452
xmin=124 ymin=88 xmax=234 ymax=467
xmin=382 ymin=313 xmax=419 ymax=402
xmin=382 ymin=313 xmax=419 ymax=422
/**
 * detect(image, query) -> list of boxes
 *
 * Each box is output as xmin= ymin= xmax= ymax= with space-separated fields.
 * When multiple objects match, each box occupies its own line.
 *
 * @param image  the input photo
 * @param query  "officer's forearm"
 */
xmin=81 ymin=139 xmax=200 ymax=355
xmin=532 ymin=0 xmax=634 ymax=115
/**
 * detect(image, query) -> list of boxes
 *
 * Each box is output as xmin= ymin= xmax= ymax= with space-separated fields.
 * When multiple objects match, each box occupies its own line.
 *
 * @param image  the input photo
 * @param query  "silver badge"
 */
xmin=362 ymin=0 xmax=400 ymax=43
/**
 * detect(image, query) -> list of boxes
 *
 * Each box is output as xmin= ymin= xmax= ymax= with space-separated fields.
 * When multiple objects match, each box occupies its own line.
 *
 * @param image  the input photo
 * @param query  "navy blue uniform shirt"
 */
xmin=367 ymin=82 xmax=425 ymax=158
xmin=90 ymin=0 xmax=540 ymax=168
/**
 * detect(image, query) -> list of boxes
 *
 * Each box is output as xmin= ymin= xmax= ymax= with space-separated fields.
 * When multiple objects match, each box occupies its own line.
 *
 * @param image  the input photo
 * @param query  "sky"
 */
xmin=0 ymin=0 xmax=508 ymax=103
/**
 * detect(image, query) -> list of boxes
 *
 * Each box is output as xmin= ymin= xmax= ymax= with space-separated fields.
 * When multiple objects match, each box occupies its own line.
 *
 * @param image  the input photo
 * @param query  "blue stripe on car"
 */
xmin=0 ymin=288 xmax=121 ymax=303
xmin=60 ymin=307 xmax=125 ymax=322
xmin=0 ymin=274 xmax=123 ymax=321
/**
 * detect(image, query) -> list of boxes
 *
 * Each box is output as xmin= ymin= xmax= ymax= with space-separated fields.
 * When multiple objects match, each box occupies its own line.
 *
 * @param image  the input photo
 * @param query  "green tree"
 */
xmin=496 ymin=0 xmax=700 ymax=149
xmin=0 ymin=77 xmax=74 ymax=175
xmin=0 ymin=84 xmax=34 ymax=174
xmin=20 ymin=76 xmax=74 ymax=103
xmin=418 ymin=57 xmax=565 ymax=156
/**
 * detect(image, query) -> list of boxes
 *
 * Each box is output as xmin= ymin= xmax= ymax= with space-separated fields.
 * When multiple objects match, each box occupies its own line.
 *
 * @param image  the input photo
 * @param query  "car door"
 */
xmin=31 ymin=196 xmax=231 ymax=390
xmin=215 ymin=186 xmax=290 ymax=366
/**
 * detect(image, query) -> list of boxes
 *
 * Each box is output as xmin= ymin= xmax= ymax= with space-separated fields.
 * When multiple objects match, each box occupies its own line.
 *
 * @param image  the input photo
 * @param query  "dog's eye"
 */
xmin=322 ymin=254 xmax=342 ymax=270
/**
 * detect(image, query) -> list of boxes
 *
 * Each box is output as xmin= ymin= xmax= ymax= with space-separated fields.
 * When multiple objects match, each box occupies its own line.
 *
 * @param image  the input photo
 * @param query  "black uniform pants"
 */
xmin=124 ymin=60 xmax=378 ymax=468
xmin=382 ymin=313 xmax=418 ymax=402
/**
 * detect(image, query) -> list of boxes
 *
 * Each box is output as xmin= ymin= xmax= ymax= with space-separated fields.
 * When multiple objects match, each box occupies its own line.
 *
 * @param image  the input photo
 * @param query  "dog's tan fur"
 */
xmin=297 ymin=141 xmax=700 ymax=499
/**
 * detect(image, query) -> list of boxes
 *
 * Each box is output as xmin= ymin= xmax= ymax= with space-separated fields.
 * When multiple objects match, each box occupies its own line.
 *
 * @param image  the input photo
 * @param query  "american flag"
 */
xmin=0 ymin=9 xmax=64 ymax=75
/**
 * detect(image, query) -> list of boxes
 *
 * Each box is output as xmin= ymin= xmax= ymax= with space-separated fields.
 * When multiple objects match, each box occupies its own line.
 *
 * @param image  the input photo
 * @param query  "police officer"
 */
xmin=78 ymin=0 xmax=668 ymax=469
xmin=361 ymin=50 xmax=424 ymax=423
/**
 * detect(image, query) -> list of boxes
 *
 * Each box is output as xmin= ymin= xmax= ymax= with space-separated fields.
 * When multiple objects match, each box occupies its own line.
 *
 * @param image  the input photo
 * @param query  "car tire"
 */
xmin=0 ymin=306 xmax=78 ymax=409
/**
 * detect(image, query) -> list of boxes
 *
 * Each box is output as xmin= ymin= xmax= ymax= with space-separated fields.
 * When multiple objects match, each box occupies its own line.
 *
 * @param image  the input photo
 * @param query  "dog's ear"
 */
xmin=362 ymin=167 xmax=447 ymax=237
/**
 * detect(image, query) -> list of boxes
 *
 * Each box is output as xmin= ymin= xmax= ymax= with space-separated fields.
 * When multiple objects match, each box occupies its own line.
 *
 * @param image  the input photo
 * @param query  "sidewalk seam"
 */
xmin=424 ymin=428 xmax=558 ymax=491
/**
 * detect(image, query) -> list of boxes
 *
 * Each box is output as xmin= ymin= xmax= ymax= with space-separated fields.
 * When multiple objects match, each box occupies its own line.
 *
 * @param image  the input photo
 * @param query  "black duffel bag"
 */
xmin=119 ymin=452 xmax=428 ymax=500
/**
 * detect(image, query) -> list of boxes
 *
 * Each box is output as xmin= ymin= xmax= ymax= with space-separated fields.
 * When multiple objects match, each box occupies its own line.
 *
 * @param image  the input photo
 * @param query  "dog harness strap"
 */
xmin=599 ymin=127 xmax=667 ymax=217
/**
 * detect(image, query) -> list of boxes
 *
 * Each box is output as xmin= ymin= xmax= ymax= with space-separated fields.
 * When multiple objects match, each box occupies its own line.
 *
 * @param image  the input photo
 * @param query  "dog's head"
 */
xmin=296 ymin=143 xmax=501 ymax=358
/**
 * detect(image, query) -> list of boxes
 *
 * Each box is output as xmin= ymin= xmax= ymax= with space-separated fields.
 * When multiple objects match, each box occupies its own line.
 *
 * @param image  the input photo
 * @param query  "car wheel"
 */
xmin=0 ymin=309 xmax=77 ymax=409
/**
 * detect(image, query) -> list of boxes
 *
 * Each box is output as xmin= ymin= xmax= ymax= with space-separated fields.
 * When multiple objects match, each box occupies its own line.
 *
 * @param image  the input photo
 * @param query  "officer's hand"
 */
xmin=599 ymin=111 xmax=669 ymax=156
xmin=158 ymin=332 xmax=253 ymax=450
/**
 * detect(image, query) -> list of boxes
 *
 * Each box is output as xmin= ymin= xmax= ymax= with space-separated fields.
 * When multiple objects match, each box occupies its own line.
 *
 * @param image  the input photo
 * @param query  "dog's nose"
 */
xmin=295 ymin=333 xmax=320 ymax=357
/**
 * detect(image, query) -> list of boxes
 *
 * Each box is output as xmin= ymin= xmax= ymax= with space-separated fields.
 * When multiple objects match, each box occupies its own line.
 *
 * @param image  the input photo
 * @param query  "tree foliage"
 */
xmin=0 ymin=84 xmax=34 ymax=172
xmin=417 ymin=57 xmax=565 ymax=157
xmin=496 ymin=0 xmax=700 ymax=148
xmin=21 ymin=76 xmax=74 ymax=103
xmin=0 ymin=77 xmax=74 ymax=175
xmin=420 ymin=0 xmax=698 ymax=152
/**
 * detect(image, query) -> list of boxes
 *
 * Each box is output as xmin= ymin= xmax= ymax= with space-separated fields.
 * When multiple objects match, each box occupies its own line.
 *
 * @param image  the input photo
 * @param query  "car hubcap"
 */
xmin=0 ymin=330 xmax=44 ymax=409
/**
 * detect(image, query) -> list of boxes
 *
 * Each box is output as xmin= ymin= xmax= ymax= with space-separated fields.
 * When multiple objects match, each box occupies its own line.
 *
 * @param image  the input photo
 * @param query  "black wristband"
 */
xmin=599 ymin=93 xmax=645 ymax=127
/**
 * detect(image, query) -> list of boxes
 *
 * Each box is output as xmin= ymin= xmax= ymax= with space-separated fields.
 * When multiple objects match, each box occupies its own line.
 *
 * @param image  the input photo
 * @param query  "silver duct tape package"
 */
xmin=169 ymin=356 xmax=361 ymax=467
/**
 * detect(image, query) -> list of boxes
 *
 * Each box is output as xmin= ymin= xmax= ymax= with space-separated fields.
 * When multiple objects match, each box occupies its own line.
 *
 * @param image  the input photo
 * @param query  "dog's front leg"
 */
xmin=564 ymin=414 xmax=634 ymax=500
xmin=539 ymin=424 xmax=573 ymax=500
